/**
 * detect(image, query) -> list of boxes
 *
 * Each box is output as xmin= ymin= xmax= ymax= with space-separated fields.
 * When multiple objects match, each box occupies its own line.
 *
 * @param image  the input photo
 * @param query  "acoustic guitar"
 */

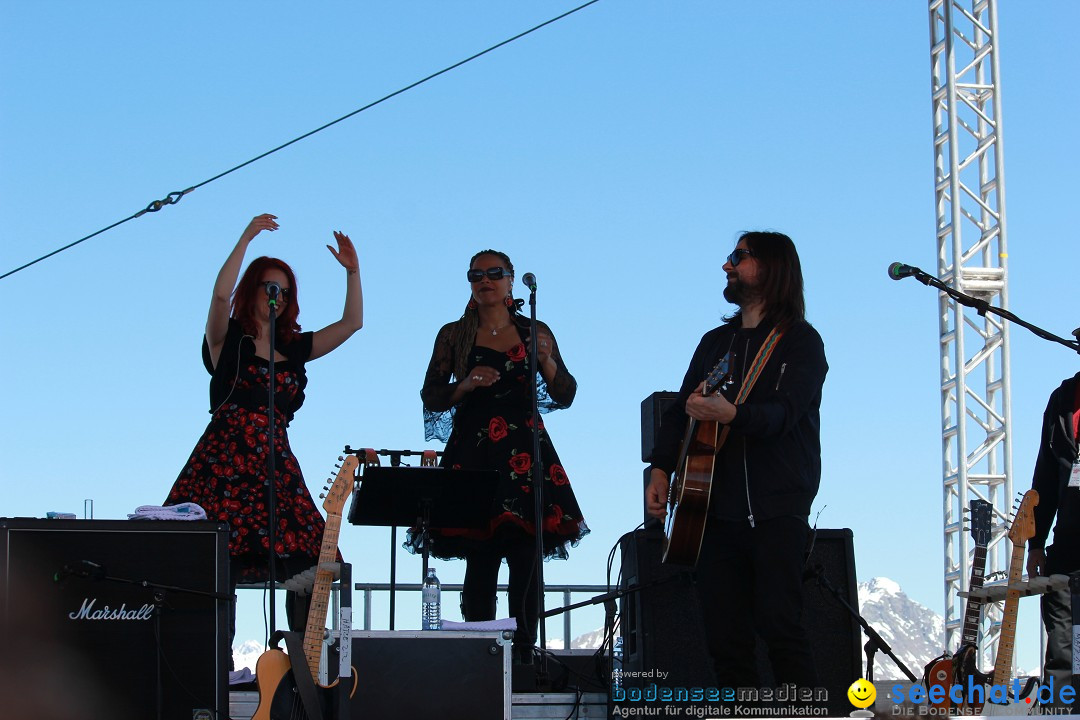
xmin=923 ymin=498 xmax=992 ymax=709
xmin=253 ymin=454 xmax=360 ymax=720
xmin=662 ymin=356 xmax=731 ymax=566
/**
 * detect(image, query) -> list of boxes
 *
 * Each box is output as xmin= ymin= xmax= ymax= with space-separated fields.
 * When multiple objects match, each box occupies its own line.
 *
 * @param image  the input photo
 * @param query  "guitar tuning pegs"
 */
xmin=319 ymin=492 xmax=326 ymax=499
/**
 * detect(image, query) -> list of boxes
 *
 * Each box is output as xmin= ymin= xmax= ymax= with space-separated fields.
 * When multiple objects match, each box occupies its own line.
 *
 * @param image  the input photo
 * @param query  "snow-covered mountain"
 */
xmin=858 ymin=576 xmax=945 ymax=681
xmin=233 ymin=639 xmax=264 ymax=673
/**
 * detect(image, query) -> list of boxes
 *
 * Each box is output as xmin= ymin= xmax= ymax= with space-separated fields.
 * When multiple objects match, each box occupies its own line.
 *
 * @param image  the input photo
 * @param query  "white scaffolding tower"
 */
xmin=928 ymin=0 xmax=1015 ymax=670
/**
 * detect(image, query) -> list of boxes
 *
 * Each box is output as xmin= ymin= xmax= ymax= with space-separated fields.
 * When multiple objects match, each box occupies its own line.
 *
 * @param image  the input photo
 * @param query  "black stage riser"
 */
xmin=0 ymin=519 xmax=230 ymax=720
xmin=619 ymin=528 xmax=861 ymax=718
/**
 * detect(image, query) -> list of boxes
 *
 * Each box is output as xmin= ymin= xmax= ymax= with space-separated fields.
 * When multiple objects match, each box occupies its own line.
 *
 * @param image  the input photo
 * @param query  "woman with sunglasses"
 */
xmin=410 ymin=249 xmax=588 ymax=664
xmin=164 ymin=213 xmax=363 ymax=665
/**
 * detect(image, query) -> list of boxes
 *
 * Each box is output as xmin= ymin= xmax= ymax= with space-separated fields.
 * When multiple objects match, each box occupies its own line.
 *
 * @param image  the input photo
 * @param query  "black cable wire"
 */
xmin=0 ymin=0 xmax=602 ymax=282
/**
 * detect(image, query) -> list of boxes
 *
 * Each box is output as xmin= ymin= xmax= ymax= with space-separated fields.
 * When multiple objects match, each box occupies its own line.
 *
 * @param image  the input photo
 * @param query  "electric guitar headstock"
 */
xmin=321 ymin=454 xmax=359 ymax=519
xmin=967 ymin=498 xmax=992 ymax=548
xmin=1007 ymin=489 xmax=1039 ymax=546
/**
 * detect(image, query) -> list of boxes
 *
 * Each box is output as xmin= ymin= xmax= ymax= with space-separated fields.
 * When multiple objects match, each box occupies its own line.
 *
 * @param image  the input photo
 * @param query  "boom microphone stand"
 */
xmin=522 ymin=271 xmax=549 ymax=682
xmin=889 ymin=261 xmax=1080 ymax=355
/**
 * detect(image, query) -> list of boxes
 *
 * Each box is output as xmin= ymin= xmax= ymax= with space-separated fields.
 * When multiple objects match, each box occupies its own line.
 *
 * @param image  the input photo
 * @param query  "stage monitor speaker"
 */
xmin=619 ymin=528 xmax=715 ymax=691
xmin=347 ymin=630 xmax=511 ymax=720
xmin=0 ymin=518 xmax=230 ymax=720
xmin=619 ymin=527 xmax=860 ymax=717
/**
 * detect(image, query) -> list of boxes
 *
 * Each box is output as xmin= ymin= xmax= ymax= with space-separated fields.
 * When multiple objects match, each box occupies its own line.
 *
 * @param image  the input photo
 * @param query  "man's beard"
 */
xmin=723 ymin=277 xmax=760 ymax=306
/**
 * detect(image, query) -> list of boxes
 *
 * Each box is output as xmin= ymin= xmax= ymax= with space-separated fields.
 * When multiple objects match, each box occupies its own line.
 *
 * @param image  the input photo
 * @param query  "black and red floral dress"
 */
xmin=165 ymin=318 xmax=326 ymax=584
xmin=409 ymin=318 xmax=589 ymax=561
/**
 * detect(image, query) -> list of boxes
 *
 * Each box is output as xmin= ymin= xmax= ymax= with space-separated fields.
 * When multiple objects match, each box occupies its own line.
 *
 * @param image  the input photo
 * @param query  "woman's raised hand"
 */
xmin=328 ymin=230 xmax=360 ymax=273
xmin=240 ymin=213 xmax=279 ymax=243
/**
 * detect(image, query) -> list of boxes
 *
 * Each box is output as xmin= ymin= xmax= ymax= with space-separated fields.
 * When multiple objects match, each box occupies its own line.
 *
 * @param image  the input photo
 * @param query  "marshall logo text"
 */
xmin=68 ymin=598 xmax=155 ymax=621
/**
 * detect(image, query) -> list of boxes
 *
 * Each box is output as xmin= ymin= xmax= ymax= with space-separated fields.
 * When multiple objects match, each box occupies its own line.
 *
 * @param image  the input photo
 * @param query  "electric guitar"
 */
xmin=923 ymin=498 xmax=992 ymax=709
xmin=253 ymin=455 xmax=360 ymax=720
xmin=663 ymin=356 xmax=730 ymax=566
xmin=978 ymin=489 xmax=1040 ymax=716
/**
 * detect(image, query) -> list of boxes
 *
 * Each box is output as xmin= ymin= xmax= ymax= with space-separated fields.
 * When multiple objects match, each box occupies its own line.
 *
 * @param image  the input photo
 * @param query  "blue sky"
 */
xmin=3 ymin=2 xmax=1077 ymax=675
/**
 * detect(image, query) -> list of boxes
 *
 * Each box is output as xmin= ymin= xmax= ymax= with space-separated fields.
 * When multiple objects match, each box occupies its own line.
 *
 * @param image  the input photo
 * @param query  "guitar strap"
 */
xmin=715 ymin=326 xmax=784 ymax=452
xmin=270 ymin=629 xmax=326 ymax=720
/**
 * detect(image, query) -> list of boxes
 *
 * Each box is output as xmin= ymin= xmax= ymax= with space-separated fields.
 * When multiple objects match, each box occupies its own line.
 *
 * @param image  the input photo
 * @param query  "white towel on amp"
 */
xmin=127 ymin=502 xmax=208 ymax=520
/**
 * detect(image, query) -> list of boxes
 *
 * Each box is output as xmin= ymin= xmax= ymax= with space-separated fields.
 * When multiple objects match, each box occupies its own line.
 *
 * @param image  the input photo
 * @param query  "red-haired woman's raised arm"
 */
xmin=205 ymin=213 xmax=278 ymax=368
xmin=310 ymin=229 xmax=364 ymax=361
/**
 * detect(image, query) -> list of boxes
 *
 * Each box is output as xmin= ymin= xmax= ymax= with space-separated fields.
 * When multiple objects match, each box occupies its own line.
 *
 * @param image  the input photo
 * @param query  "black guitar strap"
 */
xmin=270 ymin=629 xmax=325 ymax=720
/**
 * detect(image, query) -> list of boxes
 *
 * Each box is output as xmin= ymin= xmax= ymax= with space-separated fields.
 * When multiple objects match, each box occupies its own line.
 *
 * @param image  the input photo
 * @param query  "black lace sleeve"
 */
xmin=536 ymin=321 xmax=576 ymax=412
xmin=421 ymin=323 xmax=459 ymax=442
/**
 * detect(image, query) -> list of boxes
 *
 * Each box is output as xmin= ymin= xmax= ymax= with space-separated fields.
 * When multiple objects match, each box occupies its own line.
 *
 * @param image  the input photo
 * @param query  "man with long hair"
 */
xmin=646 ymin=230 xmax=828 ymax=688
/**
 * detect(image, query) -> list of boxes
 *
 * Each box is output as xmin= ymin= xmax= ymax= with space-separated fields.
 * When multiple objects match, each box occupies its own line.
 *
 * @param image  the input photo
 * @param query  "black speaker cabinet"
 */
xmin=0 ymin=519 xmax=230 ymax=720
xmin=640 ymin=391 xmax=679 ymax=463
xmin=619 ymin=528 xmax=860 ymax=717
xmin=347 ymin=630 xmax=511 ymax=720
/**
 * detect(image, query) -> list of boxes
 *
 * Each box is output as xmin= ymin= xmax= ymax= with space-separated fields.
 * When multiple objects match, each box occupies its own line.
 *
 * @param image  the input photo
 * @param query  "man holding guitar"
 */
xmin=1027 ymin=370 xmax=1080 ymax=710
xmin=645 ymin=231 xmax=828 ymax=689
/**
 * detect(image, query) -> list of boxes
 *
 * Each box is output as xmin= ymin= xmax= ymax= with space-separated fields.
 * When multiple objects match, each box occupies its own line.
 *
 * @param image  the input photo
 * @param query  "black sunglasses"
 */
xmin=467 ymin=267 xmax=511 ymax=283
xmin=261 ymin=282 xmax=292 ymax=300
xmin=727 ymin=248 xmax=754 ymax=267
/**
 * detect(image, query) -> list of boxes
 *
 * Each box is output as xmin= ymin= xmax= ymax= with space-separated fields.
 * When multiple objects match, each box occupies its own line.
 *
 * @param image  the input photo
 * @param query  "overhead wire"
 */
xmin=0 ymin=0 xmax=602 ymax=282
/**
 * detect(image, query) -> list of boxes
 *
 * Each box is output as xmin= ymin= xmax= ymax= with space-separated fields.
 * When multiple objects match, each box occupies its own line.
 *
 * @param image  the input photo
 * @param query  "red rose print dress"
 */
xmin=409 ymin=319 xmax=589 ymax=561
xmin=165 ymin=319 xmax=327 ymax=584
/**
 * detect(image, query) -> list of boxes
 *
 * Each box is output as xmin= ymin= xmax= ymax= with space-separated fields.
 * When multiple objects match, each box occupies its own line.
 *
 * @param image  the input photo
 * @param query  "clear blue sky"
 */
xmin=3 ymin=2 xmax=1077 ymax=675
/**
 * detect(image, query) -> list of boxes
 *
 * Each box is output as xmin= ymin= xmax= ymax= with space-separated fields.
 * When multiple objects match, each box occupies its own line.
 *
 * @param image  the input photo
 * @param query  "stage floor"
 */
xmin=229 ymin=690 xmax=609 ymax=719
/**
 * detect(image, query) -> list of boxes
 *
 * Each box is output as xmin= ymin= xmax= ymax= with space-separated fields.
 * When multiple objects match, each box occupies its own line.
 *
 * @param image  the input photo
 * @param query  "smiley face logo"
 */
xmin=847 ymin=678 xmax=876 ymax=709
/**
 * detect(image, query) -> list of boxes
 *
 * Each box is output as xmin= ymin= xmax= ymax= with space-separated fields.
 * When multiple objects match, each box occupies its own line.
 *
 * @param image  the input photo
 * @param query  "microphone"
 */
xmin=887 ymin=262 xmax=925 ymax=281
xmin=265 ymin=281 xmax=281 ymax=307
xmin=521 ymin=273 xmax=537 ymax=292
xmin=54 ymin=560 xmax=107 ymax=582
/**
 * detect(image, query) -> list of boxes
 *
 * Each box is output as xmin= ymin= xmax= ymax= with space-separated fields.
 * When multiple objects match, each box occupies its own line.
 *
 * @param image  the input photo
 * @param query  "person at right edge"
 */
xmin=1026 ymin=362 xmax=1080 ymax=712
xmin=644 ymin=231 xmax=828 ymax=690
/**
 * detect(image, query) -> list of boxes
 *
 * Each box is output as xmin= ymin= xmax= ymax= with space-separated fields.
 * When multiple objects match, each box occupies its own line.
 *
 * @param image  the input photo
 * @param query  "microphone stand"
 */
xmin=806 ymin=564 xmax=917 ymax=683
xmin=266 ymin=288 xmax=279 ymax=637
xmin=524 ymin=274 xmax=549 ymax=683
xmin=896 ymin=265 xmax=1080 ymax=354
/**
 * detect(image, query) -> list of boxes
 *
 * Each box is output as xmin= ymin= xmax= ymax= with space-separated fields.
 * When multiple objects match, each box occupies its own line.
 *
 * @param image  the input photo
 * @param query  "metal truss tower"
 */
xmin=928 ymin=0 xmax=1014 ymax=670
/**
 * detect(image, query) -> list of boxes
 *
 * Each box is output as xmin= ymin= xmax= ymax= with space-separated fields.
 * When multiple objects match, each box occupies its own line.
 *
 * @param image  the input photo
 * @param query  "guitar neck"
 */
xmin=990 ymin=543 xmax=1025 ymax=687
xmin=960 ymin=545 xmax=987 ymax=647
xmin=302 ymin=512 xmax=341 ymax=681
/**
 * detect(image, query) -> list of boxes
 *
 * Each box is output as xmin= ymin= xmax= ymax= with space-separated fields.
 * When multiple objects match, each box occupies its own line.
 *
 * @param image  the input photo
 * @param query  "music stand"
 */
xmin=348 ymin=466 xmax=499 ymax=625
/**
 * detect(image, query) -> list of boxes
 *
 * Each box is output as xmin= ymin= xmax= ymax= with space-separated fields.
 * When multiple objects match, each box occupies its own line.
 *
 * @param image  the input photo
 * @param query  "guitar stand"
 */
xmin=267 ymin=562 xmax=355 ymax=720
xmin=806 ymin=565 xmax=917 ymax=683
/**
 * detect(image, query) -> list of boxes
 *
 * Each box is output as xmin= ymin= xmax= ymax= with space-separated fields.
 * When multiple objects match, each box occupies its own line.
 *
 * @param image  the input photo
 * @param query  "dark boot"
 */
xmin=460 ymin=593 xmax=498 ymax=621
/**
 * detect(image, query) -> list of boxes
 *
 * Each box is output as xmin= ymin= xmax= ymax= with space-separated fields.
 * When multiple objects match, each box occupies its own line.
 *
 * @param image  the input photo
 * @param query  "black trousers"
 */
xmin=460 ymin=541 xmax=539 ymax=650
xmin=694 ymin=515 xmax=817 ymax=688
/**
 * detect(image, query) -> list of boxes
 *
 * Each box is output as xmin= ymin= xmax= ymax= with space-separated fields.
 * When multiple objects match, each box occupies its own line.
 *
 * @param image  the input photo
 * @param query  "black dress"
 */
xmin=165 ymin=318 xmax=325 ymax=585
xmin=408 ymin=318 xmax=589 ymax=562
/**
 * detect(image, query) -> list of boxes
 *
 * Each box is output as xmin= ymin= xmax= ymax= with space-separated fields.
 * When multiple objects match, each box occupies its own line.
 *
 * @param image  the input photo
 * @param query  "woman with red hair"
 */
xmin=165 ymin=213 xmax=363 ymax=658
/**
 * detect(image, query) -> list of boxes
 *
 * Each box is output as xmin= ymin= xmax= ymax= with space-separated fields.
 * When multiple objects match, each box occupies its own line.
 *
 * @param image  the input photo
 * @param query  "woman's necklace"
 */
xmin=481 ymin=322 xmax=513 ymax=336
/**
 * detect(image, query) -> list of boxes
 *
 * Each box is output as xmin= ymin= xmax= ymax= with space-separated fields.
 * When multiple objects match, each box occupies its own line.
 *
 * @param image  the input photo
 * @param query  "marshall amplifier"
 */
xmin=0 ymin=518 xmax=230 ymax=720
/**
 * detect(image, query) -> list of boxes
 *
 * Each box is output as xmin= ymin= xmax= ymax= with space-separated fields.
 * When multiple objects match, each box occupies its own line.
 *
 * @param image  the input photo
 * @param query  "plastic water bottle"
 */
xmin=422 ymin=567 xmax=442 ymax=630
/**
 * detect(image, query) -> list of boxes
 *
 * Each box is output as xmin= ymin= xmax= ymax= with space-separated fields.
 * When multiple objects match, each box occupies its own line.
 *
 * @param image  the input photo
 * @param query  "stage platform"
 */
xmin=229 ymin=690 xmax=609 ymax=719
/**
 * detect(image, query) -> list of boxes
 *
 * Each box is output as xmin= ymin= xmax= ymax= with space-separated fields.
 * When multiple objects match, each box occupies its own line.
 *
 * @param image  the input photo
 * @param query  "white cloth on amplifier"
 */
xmin=439 ymin=618 xmax=518 ymax=632
xmin=229 ymin=668 xmax=255 ymax=685
xmin=127 ymin=502 xmax=208 ymax=520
